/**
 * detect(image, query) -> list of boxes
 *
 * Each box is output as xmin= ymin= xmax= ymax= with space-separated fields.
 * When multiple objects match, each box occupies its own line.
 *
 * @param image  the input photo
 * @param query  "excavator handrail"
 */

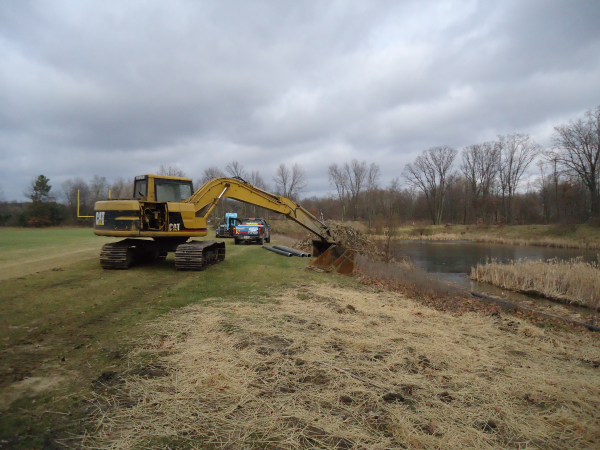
xmin=187 ymin=177 xmax=334 ymax=242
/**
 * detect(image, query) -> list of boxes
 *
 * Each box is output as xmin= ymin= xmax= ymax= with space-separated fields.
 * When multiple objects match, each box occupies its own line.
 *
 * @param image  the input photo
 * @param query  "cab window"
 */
xmin=134 ymin=180 xmax=147 ymax=199
xmin=155 ymin=180 xmax=193 ymax=202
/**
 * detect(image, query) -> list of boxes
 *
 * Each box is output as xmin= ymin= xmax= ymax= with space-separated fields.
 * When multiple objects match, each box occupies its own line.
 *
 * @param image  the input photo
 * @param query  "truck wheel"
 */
xmin=266 ymin=235 xmax=271 ymax=243
xmin=234 ymin=239 xmax=239 ymax=245
xmin=259 ymin=236 xmax=265 ymax=245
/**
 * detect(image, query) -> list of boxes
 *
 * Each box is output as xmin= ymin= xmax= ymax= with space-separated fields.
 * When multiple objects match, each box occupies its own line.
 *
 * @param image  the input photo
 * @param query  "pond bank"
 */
xmin=470 ymin=258 xmax=600 ymax=311
xmin=385 ymin=224 xmax=600 ymax=250
xmin=387 ymin=240 xmax=600 ymax=327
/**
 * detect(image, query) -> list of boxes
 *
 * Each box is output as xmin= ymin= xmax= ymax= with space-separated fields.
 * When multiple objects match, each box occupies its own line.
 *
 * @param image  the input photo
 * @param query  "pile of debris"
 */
xmin=294 ymin=220 xmax=386 ymax=261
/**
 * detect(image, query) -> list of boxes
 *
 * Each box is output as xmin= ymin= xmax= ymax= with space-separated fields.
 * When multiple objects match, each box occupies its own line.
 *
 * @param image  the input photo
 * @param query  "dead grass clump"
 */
xmin=294 ymin=220 xmax=385 ymax=261
xmin=356 ymin=256 xmax=459 ymax=299
xmin=401 ymin=233 xmax=600 ymax=250
xmin=355 ymin=256 xmax=493 ymax=315
xmin=83 ymin=285 xmax=600 ymax=449
xmin=472 ymin=258 xmax=600 ymax=310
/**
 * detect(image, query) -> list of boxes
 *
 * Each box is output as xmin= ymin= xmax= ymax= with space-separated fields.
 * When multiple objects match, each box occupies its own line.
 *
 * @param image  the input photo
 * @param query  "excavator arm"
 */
xmin=187 ymin=177 xmax=356 ymax=272
xmin=188 ymin=177 xmax=335 ymax=244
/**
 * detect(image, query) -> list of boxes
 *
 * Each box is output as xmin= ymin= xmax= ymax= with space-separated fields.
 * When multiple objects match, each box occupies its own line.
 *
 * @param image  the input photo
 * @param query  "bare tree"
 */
xmin=378 ymin=178 xmax=397 ymax=222
xmin=198 ymin=166 xmax=226 ymax=186
xmin=274 ymin=164 xmax=290 ymax=197
xmin=225 ymin=161 xmax=247 ymax=179
xmin=158 ymin=164 xmax=186 ymax=177
xmin=550 ymin=105 xmax=600 ymax=215
xmin=247 ymin=170 xmax=270 ymax=217
xmin=249 ymin=170 xmax=268 ymax=190
xmin=497 ymin=133 xmax=540 ymax=223
xmin=344 ymin=159 xmax=368 ymax=221
xmin=365 ymin=163 xmax=381 ymax=228
xmin=109 ymin=178 xmax=133 ymax=199
xmin=461 ymin=141 xmax=500 ymax=223
xmin=403 ymin=146 xmax=457 ymax=225
xmin=90 ymin=175 xmax=109 ymax=203
xmin=536 ymin=160 xmax=552 ymax=223
xmin=273 ymin=163 xmax=306 ymax=200
xmin=547 ymin=155 xmax=564 ymax=221
xmin=327 ymin=163 xmax=348 ymax=220
xmin=60 ymin=178 xmax=90 ymax=218
xmin=289 ymin=164 xmax=307 ymax=199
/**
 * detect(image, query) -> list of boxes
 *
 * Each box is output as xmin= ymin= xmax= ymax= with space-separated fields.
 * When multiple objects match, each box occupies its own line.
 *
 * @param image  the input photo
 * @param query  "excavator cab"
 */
xmin=133 ymin=175 xmax=193 ymax=202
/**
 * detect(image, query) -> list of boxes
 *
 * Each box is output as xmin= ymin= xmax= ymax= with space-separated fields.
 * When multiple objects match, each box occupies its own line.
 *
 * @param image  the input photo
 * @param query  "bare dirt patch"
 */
xmin=83 ymin=284 xmax=600 ymax=449
xmin=0 ymin=247 xmax=102 ymax=280
xmin=0 ymin=376 xmax=65 ymax=411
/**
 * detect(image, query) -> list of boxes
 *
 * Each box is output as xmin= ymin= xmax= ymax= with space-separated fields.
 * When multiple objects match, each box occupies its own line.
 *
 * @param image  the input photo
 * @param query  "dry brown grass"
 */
xmin=471 ymin=259 xmax=600 ymax=310
xmin=355 ymin=256 xmax=464 ymax=304
xmin=83 ymin=284 xmax=600 ymax=449
xmin=400 ymin=233 xmax=600 ymax=249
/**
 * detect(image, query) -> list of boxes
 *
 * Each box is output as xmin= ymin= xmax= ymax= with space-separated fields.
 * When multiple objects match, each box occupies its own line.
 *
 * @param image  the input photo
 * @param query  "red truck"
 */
xmin=233 ymin=218 xmax=271 ymax=245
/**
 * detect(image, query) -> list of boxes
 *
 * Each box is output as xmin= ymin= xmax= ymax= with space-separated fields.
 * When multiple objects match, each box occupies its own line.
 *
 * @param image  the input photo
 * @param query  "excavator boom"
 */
xmin=188 ymin=177 xmax=334 ymax=245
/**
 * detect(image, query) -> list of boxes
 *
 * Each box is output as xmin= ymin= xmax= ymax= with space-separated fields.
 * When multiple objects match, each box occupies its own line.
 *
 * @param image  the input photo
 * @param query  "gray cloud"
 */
xmin=1 ymin=0 xmax=599 ymax=200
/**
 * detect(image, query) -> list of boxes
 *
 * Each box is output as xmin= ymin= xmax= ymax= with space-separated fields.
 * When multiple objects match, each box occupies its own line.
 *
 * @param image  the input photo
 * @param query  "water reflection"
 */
xmin=391 ymin=240 xmax=598 ymax=274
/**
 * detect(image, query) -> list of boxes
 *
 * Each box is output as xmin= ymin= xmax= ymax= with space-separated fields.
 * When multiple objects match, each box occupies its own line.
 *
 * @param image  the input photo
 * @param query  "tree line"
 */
xmin=1 ymin=105 xmax=598 ymax=228
xmin=0 ymin=161 xmax=307 ymax=227
xmin=306 ymin=105 xmax=600 ymax=227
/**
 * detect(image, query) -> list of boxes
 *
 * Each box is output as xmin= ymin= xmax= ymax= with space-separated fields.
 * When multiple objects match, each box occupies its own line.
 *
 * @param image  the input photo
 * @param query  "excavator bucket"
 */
xmin=309 ymin=241 xmax=357 ymax=275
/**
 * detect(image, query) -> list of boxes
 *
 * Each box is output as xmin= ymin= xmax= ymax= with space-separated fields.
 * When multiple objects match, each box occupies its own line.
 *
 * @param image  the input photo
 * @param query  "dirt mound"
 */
xmin=293 ymin=220 xmax=385 ymax=260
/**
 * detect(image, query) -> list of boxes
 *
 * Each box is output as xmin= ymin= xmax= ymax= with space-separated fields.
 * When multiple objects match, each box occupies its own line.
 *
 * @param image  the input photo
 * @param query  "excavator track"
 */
xmin=100 ymin=241 xmax=135 ymax=270
xmin=175 ymin=240 xmax=225 ymax=271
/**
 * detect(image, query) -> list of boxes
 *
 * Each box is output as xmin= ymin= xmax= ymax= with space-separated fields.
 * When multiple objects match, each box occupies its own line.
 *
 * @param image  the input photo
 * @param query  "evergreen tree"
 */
xmin=24 ymin=175 xmax=64 ymax=227
xmin=28 ymin=175 xmax=53 ymax=203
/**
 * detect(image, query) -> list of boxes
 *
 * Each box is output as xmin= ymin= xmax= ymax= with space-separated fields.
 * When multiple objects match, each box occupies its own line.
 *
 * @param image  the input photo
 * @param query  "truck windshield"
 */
xmin=155 ymin=180 xmax=193 ymax=202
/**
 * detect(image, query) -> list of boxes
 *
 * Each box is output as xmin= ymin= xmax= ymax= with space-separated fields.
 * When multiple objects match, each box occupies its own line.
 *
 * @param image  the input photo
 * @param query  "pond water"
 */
xmin=390 ymin=240 xmax=599 ymax=321
xmin=391 ymin=240 xmax=598 ymax=274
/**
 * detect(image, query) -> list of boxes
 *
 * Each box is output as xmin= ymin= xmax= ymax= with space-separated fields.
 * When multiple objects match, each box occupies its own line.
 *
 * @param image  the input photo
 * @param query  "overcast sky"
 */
xmin=1 ymin=0 xmax=599 ymax=201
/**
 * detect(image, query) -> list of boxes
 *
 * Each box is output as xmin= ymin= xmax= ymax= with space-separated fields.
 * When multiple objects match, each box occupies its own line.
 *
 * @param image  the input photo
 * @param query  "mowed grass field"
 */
xmin=0 ymin=227 xmax=120 ymax=281
xmin=0 ymin=228 xmax=339 ymax=448
xmin=1 ymin=228 xmax=599 ymax=449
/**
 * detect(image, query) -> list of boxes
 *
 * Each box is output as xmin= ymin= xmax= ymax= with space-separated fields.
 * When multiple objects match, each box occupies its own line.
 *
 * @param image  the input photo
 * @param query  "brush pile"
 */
xmin=294 ymin=220 xmax=386 ymax=261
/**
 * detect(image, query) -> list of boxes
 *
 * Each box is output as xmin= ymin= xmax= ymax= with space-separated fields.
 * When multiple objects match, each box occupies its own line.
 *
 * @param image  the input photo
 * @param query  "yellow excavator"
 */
xmin=94 ymin=174 xmax=355 ymax=272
